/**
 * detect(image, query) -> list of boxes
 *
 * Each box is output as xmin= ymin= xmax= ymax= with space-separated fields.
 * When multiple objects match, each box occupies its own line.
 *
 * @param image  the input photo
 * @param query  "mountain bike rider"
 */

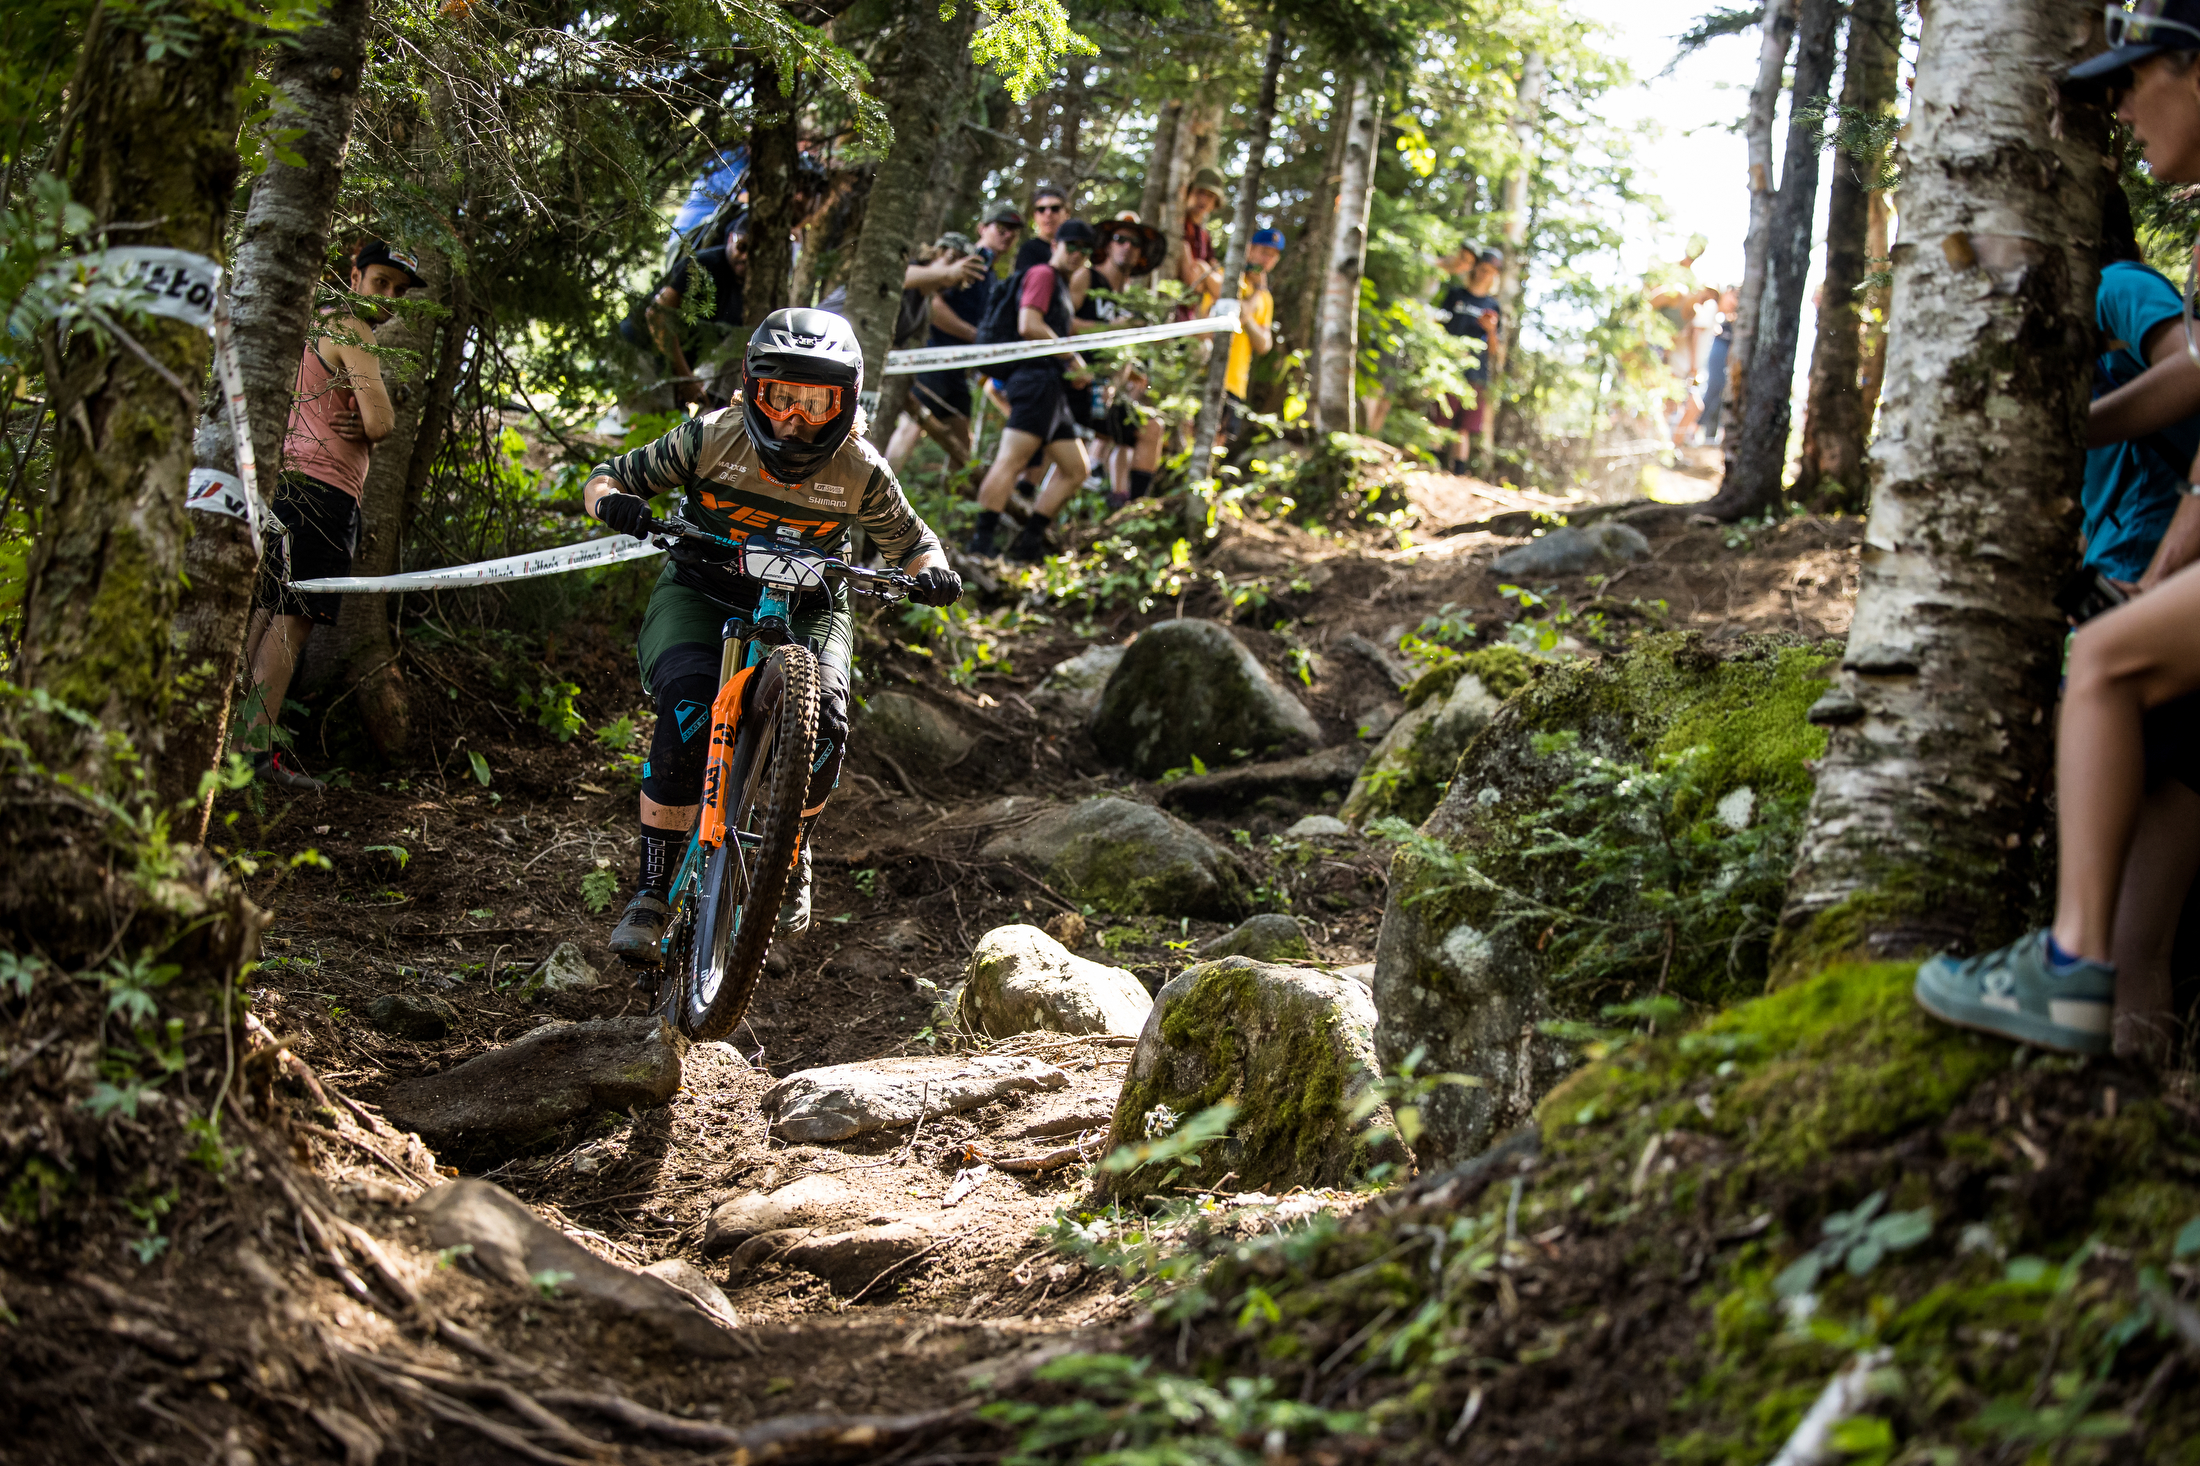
xmin=581 ymin=308 xmax=963 ymax=962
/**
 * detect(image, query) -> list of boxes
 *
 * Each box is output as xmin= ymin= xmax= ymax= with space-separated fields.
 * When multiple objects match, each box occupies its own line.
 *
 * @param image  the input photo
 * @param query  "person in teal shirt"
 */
xmin=2084 ymin=197 xmax=2199 ymax=583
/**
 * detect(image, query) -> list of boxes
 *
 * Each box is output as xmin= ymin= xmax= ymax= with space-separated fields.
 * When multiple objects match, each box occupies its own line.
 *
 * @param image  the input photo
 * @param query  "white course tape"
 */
xmin=289 ymin=532 xmax=663 ymax=594
xmin=880 ymin=313 xmax=1238 ymax=376
xmin=197 ymin=284 xmax=268 ymax=546
xmin=35 ymin=246 xmax=224 ymax=330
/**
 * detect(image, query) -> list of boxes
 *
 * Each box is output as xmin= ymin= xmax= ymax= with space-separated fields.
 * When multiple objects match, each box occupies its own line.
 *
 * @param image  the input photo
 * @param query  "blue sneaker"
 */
xmin=1914 ymin=929 xmax=2113 ymax=1056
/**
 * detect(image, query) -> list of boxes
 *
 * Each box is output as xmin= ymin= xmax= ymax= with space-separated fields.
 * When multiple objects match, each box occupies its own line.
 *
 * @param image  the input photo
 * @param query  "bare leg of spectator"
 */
xmin=244 ymin=611 xmax=314 ymax=750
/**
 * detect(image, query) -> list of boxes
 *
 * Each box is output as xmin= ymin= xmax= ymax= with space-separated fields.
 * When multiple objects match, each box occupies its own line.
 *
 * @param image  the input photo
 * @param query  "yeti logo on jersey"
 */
xmin=674 ymin=700 xmax=709 ymax=742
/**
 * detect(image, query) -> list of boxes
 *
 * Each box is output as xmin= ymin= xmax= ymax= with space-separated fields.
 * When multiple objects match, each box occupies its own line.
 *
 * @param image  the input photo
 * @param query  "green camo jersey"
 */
xmin=590 ymin=408 xmax=941 ymax=603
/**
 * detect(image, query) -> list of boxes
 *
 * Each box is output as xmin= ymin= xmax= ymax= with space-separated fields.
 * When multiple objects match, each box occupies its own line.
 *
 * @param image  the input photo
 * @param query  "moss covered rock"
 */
xmin=1091 ymin=619 xmax=1322 ymax=779
xmin=1072 ymin=960 xmax=2200 ymax=1462
xmin=1100 ymin=957 xmax=1403 ymax=1203
xmin=1198 ymin=913 xmax=1312 ymax=964
xmin=1340 ymin=645 xmax=1536 ymax=828
xmin=861 ymin=689 xmax=974 ymax=769
xmin=1373 ymin=633 xmax=1837 ymax=1169
xmin=979 ymin=796 xmax=1249 ymax=919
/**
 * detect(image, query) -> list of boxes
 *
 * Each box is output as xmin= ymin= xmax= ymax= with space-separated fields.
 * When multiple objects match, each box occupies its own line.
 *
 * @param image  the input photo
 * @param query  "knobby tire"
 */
xmin=672 ymin=642 xmax=817 ymax=1042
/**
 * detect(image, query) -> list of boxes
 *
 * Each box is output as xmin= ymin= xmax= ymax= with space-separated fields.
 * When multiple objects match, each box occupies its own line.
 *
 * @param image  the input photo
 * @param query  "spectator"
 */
xmin=1174 ymin=167 xmax=1228 ymax=319
xmin=885 ymin=233 xmax=993 ymax=469
xmin=1015 ymin=186 xmax=1070 ymax=270
xmin=1648 ymin=235 xmax=1716 ymax=445
xmin=1074 ymin=216 xmax=1166 ymax=508
xmin=1914 ymin=30 xmax=2200 ymax=1064
xmin=240 ymin=240 xmax=422 ymax=791
xmin=966 ymin=219 xmax=1100 ymax=562
xmin=1429 ymin=245 xmax=1504 ymax=477
xmin=1697 ymin=286 xmax=1741 ymax=442
xmin=1215 ymin=227 xmax=1284 ymax=448
xmin=643 ymin=220 xmax=750 ymax=408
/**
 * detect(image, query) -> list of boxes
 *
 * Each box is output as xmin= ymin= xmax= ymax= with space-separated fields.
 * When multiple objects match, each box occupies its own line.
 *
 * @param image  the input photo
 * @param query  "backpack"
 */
xmin=976 ymin=264 xmax=1070 ymax=348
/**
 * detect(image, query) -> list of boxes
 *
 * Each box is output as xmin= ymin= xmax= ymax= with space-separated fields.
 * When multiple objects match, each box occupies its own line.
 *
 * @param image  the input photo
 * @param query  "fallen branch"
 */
xmin=541 ymin=1395 xmax=976 ymax=1460
xmin=993 ymin=1136 xmax=1102 ymax=1174
xmin=1766 ymin=1349 xmax=1892 ymax=1466
xmin=840 ymin=1237 xmax=952 ymax=1310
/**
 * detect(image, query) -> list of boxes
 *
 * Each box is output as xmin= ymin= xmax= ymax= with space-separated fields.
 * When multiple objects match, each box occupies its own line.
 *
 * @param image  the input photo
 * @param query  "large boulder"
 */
xmin=959 ymin=925 xmax=1152 ymax=1038
xmin=759 ymin=1055 xmax=1069 ymax=1143
xmin=1029 ymin=643 xmax=1128 ymax=730
xmin=980 ymin=797 xmax=1248 ymax=919
xmin=381 ymin=1017 xmax=683 ymax=1156
xmin=1371 ymin=633 xmax=1836 ymax=1170
xmin=1341 ymin=646 xmax=1535 ymax=828
xmin=1090 ymin=619 xmax=1322 ymax=779
xmin=1099 ymin=957 xmax=1403 ymax=1203
xmin=1198 ymin=913 xmax=1311 ymax=964
xmin=862 ymin=689 xmax=975 ymax=769
xmin=412 ymin=1180 xmax=744 ymax=1355
xmin=1490 ymin=521 xmax=1651 ymax=578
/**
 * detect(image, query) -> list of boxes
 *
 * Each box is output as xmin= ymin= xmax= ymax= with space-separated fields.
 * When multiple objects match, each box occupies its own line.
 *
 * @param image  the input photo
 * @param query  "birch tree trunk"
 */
xmin=848 ymin=0 xmax=979 ymax=447
xmin=1857 ymin=187 xmax=1895 ymax=437
xmin=744 ymin=60 xmax=801 ymax=332
xmin=1295 ymin=109 xmax=1349 ymax=403
xmin=1707 ymin=0 xmax=1840 ymax=520
xmin=1314 ymin=74 xmax=1377 ymax=435
xmin=161 ymin=0 xmax=370 ymax=818
xmin=1485 ymin=50 xmax=1547 ymax=468
xmin=1775 ymin=0 xmax=2110 ymax=973
xmin=1187 ymin=27 xmax=1286 ymax=488
xmin=1725 ymin=0 xmax=1797 ymax=469
xmin=1793 ymin=0 xmax=1898 ymax=514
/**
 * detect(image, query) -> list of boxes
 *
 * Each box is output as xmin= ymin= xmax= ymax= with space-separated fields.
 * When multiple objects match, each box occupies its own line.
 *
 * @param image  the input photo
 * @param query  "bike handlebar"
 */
xmin=643 ymin=513 xmax=919 ymax=600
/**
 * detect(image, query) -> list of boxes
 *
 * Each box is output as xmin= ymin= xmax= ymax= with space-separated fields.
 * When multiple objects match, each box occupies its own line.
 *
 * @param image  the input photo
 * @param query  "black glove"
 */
xmin=910 ymin=565 xmax=963 ymax=608
xmin=595 ymin=492 xmax=653 ymax=541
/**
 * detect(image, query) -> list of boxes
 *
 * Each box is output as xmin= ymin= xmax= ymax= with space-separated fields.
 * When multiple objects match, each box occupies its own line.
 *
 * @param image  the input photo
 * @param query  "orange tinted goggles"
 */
xmin=754 ymin=378 xmax=842 ymax=426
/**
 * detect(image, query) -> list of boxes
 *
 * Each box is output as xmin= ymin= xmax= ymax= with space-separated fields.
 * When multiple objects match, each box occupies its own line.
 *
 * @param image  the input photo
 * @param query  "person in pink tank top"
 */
xmin=242 ymin=240 xmax=422 ymax=791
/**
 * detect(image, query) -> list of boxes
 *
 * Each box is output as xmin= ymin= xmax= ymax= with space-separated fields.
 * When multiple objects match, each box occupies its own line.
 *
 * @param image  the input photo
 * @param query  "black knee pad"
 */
xmin=642 ymin=655 xmax=721 ymax=806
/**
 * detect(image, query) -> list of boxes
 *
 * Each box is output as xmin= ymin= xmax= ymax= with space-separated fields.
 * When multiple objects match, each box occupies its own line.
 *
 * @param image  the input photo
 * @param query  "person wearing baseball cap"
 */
xmin=1173 ymin=166 xmax=1230 ymax=320
xmin=1907 ymin=1 xmax=2200 ymax=1069
xmin=239 ymin=239 xmax=421 ymax=792
xmin=1212 ymin=227 xmax=1286 ymax=448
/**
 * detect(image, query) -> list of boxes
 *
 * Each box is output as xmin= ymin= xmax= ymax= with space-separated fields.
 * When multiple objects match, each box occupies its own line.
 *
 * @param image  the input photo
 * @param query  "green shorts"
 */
xmin=635 ymin=565 xmax=853 ymax=694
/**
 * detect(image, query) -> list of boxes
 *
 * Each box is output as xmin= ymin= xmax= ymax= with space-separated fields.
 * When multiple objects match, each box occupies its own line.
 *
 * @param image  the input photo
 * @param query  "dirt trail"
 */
xmin=210 ymin=484 xmax=1862 ymax=1447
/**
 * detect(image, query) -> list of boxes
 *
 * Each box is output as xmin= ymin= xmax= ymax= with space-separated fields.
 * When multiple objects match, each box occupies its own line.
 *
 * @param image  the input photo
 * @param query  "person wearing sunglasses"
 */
xmin=1014 ymin=188 xmax=1070 ymax=272
xmin=1911 ymin=6 xmax=2200 ymax=1063
xmin=969 ymin=219 xmax=1101 ymax=562
xmin=1073 ymin=216 xmax=1167 ymax=508
xmin=581 ymin=308 xmax=964 ymax=955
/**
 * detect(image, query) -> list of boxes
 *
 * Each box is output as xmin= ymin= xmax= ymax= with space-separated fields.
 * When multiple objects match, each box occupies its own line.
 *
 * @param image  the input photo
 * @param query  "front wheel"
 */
xmin=674 ymin=642 xmax=818 ymax=1042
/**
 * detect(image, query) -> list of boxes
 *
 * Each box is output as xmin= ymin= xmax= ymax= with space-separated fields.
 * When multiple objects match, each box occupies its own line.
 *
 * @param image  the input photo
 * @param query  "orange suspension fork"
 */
xmin=696 ymin=666 xmax=756 ymax=849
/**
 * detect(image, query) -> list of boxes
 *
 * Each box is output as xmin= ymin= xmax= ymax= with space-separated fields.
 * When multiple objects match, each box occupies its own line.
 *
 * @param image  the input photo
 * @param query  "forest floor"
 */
xmin=11 ymin=470 xmax=1866 ymax=1462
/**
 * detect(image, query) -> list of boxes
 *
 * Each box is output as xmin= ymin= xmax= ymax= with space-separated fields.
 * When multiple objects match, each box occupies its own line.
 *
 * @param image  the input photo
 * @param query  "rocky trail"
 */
xmin=6 ymin=475 xmax=1878 ymax=1463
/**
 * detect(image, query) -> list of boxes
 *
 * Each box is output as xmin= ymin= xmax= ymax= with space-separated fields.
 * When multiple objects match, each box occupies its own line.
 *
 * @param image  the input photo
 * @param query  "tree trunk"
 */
xmin=1158 ymin=93 xmax=1223 ymax=286
xmin=1138 ymin=99 xmax=1183 ymax=239
xmin=1314 ymin=74 xmax=1377 ymax=435
xmin=1485 ymin=50 xmax=1548 ymax=469
xmin=1794 ymin=0 xmax=1898 ymax=514
xmin=1706 ymin=0 xmax=1839 ymax=520
xmin=1294 ymin=110 xmax=1350 ymax=403
xmin=744 ymin=59 xmax=801 ymax=332
xmin=311 ymin=256 xmax=463 ymax=761
xmin=1857 ymin=151 xmax=1896 ymax=442
xmin=847 ymin=0 xmax=979 ymax=446
xmin=18 ymin=8 xmax=251 ymax=773
xmin=1774 ymin=0 xmax=2110 ymax=973
xmin=160 ymin=0 xmax=370 ymax=819
xmin=1725 ymin=0 xmax=1797 ymax=471
xmin=1187 ymin=27 xmax=1286 ymax=488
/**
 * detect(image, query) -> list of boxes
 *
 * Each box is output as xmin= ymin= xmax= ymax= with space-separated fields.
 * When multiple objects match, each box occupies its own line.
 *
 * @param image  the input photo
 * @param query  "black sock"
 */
xmin=637 ymin=824 xmax=680 ymax=896
xmin=1018 ymin=511 xmax=1052 ymax=538
xmin=1130 ymin=469 xmax=1153 ymax=499
xmin=971 ymin=509 xmax=1001 ymax=546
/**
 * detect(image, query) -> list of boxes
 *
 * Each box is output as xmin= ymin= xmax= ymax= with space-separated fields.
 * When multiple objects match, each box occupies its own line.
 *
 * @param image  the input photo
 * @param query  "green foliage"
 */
xmin=0 ymin=950 xmax=45 ymax=999
xmin=516 ymin=678 xmax=585 ymax=742
xmin=580 ymin=865 xmax=621 ymax=914
xmin=467 ymin=750 xmax=492 ymax=787
xmin=363 ymin=844 xmax=410 ymax=870
xmin=1100 ymin=1102 xmax=1239 ymax=1191
xmin=1773 ymin=1191 xmax=1934 ymax=1300
xmin=530 ymin=1267 xmax=576 ymax=1298
xmin=980 ymin=1353 xmax=1362 ymax=1464
xmin=960 ymin=0 xmax=1098 ymax=103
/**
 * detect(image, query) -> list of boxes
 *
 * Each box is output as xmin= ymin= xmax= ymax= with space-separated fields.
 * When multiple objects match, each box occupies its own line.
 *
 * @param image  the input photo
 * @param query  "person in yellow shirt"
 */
xmin=1215 ymin=227 xmax=1283 ymax=446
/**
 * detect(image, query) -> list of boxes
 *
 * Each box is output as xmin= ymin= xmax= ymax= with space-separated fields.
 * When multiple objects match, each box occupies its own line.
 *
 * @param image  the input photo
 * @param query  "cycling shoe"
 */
xmin=609 ymin=891 xmax=670 ymax=965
